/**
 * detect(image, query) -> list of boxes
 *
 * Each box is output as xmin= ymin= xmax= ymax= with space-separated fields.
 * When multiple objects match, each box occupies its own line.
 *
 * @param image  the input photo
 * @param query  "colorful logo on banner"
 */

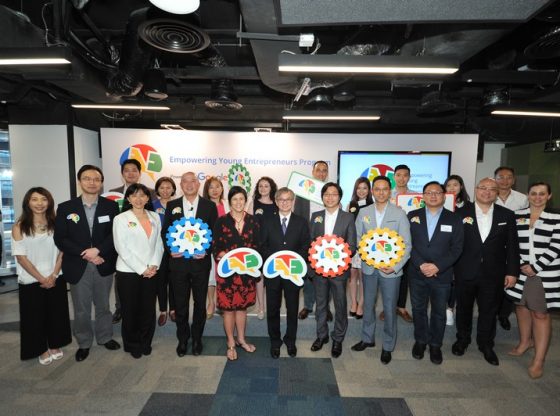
xmin=166 ymin=217 xmax=212 ymax=259
xmin=358 ymin=228 xmax=406 ymax=269
xmin=119 ymin=144 xmax=162 ymax=181
xmin=217 ymin=247 xmax=262 ymax=278
xmin=407 ymin=195 xmax=425 ymax=209
xmin=360 ymin=164 xmax=395 ymax=189
xmin=308 ymin=235 xmax=352 ymax=278
xmin=101 ymin=191 xmax=125 ymax=211
xmin=263 ymin=250 xmax=307 ymax=287
xmin=298 ymin=179 xmax=316 ymax=195
xmin=227 ymin=163 xmax=252 ymax=193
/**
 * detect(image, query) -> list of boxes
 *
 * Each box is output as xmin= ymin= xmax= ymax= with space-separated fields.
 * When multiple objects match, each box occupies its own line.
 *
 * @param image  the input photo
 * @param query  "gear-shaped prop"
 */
xmin=166 ymin=217 xmax=212 ymax=259
xmin=227 ymin=163 xmax=252 ymax=193
xmin=308 ymin=234 xmax=352 ymax=278
xmin=358 ymin=227 xmax=406 ymax=269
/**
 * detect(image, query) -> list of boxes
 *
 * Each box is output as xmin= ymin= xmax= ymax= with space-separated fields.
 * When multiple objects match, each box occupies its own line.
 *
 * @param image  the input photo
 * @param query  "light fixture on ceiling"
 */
xmin=149 ymin=0 xmax=200 ymax=14
xmin=278 ymin=54 xmax=459 ymax=75
xmin=0 ymin=47 xmax=71 ymax=65
xmin=491 ymin=109 xmax=560 ymax=117
xmin=143 ymin=69 xmax=168 ymax=100
xmin=481 ymin=86 xmax=509 ymax=109
xmin=161 ymin=124 xmax=186 ymax=130
xmin=72 ymin=104 xmax=170 ymax=110
xmin=282 ymin=111 xmax=380 ymax=121
xmin=205 ymin=79 xmax=242 ymax=111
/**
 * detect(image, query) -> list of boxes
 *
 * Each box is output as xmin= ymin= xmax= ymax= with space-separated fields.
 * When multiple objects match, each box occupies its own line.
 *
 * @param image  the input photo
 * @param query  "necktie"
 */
xmin=281 ymin=217 xmax=287 ymax=235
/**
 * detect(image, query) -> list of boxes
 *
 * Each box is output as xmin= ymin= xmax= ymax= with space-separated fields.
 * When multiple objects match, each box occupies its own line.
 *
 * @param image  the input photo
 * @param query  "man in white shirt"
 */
xmin=494 ymin=166 xmax=528 ymax=330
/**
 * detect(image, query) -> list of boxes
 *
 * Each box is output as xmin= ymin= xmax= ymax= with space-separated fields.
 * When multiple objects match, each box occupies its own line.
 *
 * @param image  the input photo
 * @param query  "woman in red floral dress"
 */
xmin=213 ymin=186 xmax=260 ymax=360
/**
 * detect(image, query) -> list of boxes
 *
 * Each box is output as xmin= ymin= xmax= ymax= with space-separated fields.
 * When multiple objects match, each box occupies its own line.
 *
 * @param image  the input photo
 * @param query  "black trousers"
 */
xmin=19 ymin=280 xmax=72 ymax=360
xmin=169 ymin=268 xmax=209 ymax=344
xmin=397 ymin=266 xmax=409 ymax=309
xmin=116 ymin=272 xmax=157 ymax=354
xmin=156 ymin=253 xmax=175 ymax=312
xmin=265 ymin=277 xmax=301 ymax=349
xmin=455 ymin=275 xmax=502 ymax=348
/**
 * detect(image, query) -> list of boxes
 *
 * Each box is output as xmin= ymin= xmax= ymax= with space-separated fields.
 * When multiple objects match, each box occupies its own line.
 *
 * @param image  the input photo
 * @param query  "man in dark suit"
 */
xmin=161 ymin=172 xmax=218 ymax=357
xmin=293 ymin=160 xmax=332 ymax=321
xmin=261 ymin=187 xmax=310 ymax=358
xmin=452 ymin=177 xmax=519 ymax=366
xmin=309 ymin=182 xmax=356 ymax=358
xmin=54 ymin=165 xmax=121 ymax=362
xmin=408 ymin=181 xmax=464 ymax=365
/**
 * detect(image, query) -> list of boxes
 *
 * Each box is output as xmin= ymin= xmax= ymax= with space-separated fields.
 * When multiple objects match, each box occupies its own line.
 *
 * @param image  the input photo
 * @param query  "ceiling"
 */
xmin=1 ymin=0 xmax=560 ymax=145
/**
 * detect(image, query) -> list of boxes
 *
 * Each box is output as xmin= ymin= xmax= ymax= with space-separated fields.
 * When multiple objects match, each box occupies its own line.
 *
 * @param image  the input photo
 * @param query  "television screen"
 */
xmin=337 ymin=151 xmax=452 ymax=209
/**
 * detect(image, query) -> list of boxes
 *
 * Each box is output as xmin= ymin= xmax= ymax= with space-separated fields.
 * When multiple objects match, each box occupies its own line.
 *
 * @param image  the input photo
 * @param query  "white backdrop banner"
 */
xmin=100 ymin=129 xmax=478 ymax=207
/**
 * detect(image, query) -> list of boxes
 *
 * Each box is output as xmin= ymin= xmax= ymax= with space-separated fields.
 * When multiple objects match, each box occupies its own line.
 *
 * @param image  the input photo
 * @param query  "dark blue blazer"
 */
xmin=407 ymin=207 xmax=464 ymax=284
xmin=54 ymin=196 xmax=119 ymax=283
xmin=454 ymin=202 xmax=519 ymax=282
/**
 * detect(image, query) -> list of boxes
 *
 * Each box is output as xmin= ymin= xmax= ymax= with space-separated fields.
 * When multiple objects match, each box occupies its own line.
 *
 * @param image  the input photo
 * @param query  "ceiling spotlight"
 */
xmin=149 ymin=0 xmax=200 ymax=14
xmin=143 ymin=69 xmax=168 ymax=100
xmin=481 ymin=87 xmax=509 ymax=109
xmin=205 ymin=79 xmax=242 ymax=111
xmin=304 ymin=88 xmax=334 ymax=110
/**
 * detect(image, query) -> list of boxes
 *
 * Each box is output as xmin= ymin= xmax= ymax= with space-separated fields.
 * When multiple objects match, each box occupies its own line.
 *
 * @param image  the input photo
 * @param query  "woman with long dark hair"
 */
xmin=12 ymin=187 xmax=71 ymax=365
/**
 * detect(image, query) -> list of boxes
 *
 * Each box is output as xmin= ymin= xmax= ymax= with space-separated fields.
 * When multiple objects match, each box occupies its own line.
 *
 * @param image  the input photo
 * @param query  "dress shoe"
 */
xmin=270 ymin=347 xmax=280 ymax=359
xmin=39 ymin=353 xmax=53 ymax=366
xmin=176 ymin=342 xmax=187 ymax=357
xmin=192 ymin=339 xmax=203 ymax=356
xmin=379 ymin=311 xmax=385 ymax=321
xmin=143 ymin=346 xmax=152 ymax=356
xmin=331 ymin=341 xmax=343 ymax=358
xmin=298 ymin=308 xmax=311 ymax=320
xmin=287 ymin=346 xmax=297 ymax=358
xmin=112 ymin=309 xmax=122 ymax=324
xmin=169 ymin=310 xmax=177 ymax=322
xmin=157 ymin=312 xmax=167 ymax=326
xmin=451 ymin=341 xmax=468 ymax=356
xmin=412 ymin=342 xmax=426 ymax=360
xmin=397 ymin=308 xmax=413 ymax=322
xmin=104 ymin=340 xmax=121 ymax=350
xmin=498 ymin=317 xmax=511 ymax=331
xmin=310 ymin=337 xmax=329 ymax=351
xmin=50 ymin=349 xmax=64 ymax=360
xmin=429 ymin=346 xmax=443 ymax=365
xmin=131 ymin=351 xmax=142 ymax=359
xmin=327 ymin=309 xmax=333 ymax=322
xmin=75 ymin=348 xmax=90 ymax=362
xmin=351 ymin=341 xmax=375 ymax=351
xmin=479 ymin=346 xmax=499 ymax=366
xmin=380 ymin=349 xmax=392 ymax=365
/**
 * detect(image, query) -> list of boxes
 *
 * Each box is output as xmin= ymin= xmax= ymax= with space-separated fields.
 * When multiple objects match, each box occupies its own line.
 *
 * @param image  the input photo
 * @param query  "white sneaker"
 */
xmin=446 ymin=309 xmax=454 ymax=326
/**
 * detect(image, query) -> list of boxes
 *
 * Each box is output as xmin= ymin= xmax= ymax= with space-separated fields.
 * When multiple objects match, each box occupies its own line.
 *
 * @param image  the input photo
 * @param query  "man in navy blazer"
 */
xmin=261 ymin=187 xmax=310 ymax=358
xmin=161 ymin=172 xmax=218 ymax=357
xmin=408 ymin=181 xmax=464 ymax=365
xmin=54 ymin=165 xmax=121 ymax=362
xmin=452 ymin=177 xmax=519 ymax=366
xmin=309 ymin=182 xmax=357 ymax=358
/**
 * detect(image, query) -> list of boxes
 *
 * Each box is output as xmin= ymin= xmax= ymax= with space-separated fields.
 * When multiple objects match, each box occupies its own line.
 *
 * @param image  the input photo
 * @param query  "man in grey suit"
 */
xmin=351 ymin=175 xmax=411 ymax=365
xmin=309 ymin=182 xmax=356 ymax=358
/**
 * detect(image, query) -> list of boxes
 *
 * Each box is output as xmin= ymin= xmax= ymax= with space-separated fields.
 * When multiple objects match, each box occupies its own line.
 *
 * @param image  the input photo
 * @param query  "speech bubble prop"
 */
xmin=263 ymin=250 xmax=308 ymax=287
xmin=217 ymin=247 xmax=263 ymax=278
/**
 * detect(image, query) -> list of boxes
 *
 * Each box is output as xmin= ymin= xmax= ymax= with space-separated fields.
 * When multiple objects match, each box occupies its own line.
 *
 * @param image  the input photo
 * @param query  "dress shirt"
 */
xmin=374 ymin=203 xmax=388 ymax=226
xmin=82 ymin=196 xmax=98 ymax=235
xmin=182 ymin=195 xmax=199 ymax=218
xmin=324 ymin=209 xmax=339 ymax=235
xmin=495 ymin=189 xmax=528 ymax=212
xmin=425 ymin=207 xmax=443 ymax=241
xmin=475 ymin=202 xmax=494 ymax=242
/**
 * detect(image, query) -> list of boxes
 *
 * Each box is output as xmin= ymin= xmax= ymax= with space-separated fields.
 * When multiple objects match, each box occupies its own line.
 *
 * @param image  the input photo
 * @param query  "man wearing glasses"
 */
xmin=408 ymin=181 xmax=464 ymax=365
xmin=54 ymin=165 xmax=121 ymax=362
xmin=494 ymin=166 xmax=528 ymax=331
xmin=452 ymin=178 xmax=519 ymax=366
xmin=260 ymin=187 xmax=310 ymax=358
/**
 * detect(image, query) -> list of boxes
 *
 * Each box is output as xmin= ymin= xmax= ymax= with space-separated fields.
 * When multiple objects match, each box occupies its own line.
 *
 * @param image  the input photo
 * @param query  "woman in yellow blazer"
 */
xmin=113 ymin=183 xmax=164 ymax=358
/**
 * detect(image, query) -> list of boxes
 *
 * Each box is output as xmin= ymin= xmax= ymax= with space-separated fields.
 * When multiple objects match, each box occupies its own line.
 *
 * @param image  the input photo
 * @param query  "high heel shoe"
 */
xmin=39 ymin=353 xmax=52 ymax=366
xmin=226 ymin=345 xmax=238 ymax=361
xmin=528 ymin=364 xmax=544 ymax=379
xmin=507 ymin=343 xmax=534 ymax=357
xmin=50 ymin=349 xmax=64 ymax=360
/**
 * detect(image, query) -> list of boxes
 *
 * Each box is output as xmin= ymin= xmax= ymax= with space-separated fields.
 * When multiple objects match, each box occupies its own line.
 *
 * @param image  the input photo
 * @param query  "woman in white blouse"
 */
xmin=12 ymin=187 xmax=71 ymax=365
xmin=113 ymin=183 xmax=164 ymax=359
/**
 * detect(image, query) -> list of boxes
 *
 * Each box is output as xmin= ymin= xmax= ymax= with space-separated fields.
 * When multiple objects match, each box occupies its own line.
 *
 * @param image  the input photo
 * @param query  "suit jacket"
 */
xmin=309 ymin=209 xmax=357 ymax=279
xmin=454 ymin=201 xmax=519 ymax=282
xmin=355 ymin=203 xmax=411 ymax=277
xmin=293 ymin=195 xmax=310 ymax=221
xmin=161 ymin=196 xmax=218 ymax=273
xmin=54 ymin=196 xmax=119 ymax=283
xmin=407 ymin=207 xmax=464 ymax=284
xmin=260 ymin=212 xmax=310 ymax=261
xmin=113 ymin=209 xmax=164 ymax=275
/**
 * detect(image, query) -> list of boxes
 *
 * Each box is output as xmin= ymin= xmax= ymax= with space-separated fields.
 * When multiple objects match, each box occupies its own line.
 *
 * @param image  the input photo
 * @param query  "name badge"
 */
xmin=98 ymin=215 xmax=110 ymax=223
xmin=441 ymin=225 xmax=452 ymax=232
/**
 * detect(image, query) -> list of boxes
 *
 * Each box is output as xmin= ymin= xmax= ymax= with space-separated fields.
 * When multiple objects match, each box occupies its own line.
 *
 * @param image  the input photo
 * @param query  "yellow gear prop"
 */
xmin=358 ymin=228 xmax=406 ymax=269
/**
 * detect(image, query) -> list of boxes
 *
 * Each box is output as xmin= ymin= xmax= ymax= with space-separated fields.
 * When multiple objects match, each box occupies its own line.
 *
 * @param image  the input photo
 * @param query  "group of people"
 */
xmin=13 ymin=159 xmax=559 ymax=380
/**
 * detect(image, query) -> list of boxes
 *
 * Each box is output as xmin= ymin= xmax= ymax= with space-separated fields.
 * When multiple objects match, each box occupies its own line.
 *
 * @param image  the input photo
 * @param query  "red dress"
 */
xmin=213 ymin=213 xmax=260 ymax=311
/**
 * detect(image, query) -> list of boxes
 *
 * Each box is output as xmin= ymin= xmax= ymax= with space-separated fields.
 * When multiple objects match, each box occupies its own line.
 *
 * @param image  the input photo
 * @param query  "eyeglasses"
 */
xmin=81 ymin=176 xmax=102 ymax=183
xmin=323 ymin=193 xmax=339 ymax=197
xmin=476 ymin=186 xmax=498 ymax=192
xmin=423 ymin=191 xmax=443 ymax=196
xmin=276 ymin=198 xmax=294 ymax=203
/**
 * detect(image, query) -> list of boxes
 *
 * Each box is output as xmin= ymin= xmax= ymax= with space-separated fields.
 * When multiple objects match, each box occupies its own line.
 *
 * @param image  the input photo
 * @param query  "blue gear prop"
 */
xmin=166 ymin=217 xmax=212 ymax=259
